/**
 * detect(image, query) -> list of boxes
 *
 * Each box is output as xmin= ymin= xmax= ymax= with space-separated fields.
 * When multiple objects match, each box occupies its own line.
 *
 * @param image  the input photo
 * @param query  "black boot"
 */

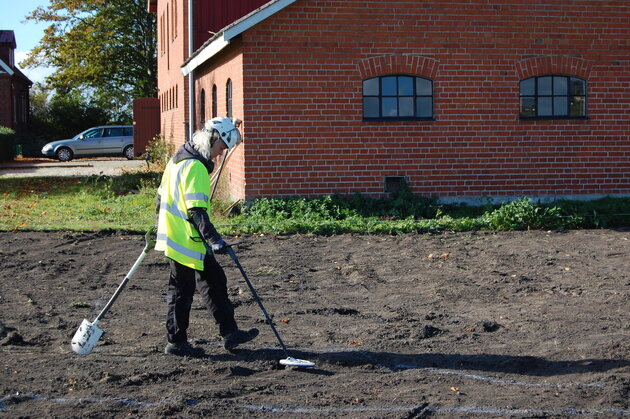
xmin=223 ymin=328 xmax=259 ymax=350
xmin=164 ymin=341 xmax=205 ymax=357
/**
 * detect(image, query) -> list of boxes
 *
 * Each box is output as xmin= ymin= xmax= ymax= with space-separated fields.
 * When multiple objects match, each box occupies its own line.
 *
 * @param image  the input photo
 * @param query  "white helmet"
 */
xmin=205 ymin=117 xmax=242 ymax=149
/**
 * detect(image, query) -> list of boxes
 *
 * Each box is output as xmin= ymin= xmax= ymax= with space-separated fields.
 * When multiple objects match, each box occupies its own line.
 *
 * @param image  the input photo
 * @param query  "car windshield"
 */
xmin=72 ymin=129 xmax=101 ymax=140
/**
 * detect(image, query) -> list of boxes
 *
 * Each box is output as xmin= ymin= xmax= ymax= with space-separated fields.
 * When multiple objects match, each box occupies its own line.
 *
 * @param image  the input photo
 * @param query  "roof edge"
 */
xmin=0 ymin=58 xmax=14 ymax=76
xmin=181 ymin=0 xmax=298 ymax=76
xmin=13 ymin=65 xmax=33 ymax=85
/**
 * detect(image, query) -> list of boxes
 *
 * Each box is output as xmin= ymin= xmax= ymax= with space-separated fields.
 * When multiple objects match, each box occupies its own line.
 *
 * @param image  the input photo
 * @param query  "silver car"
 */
xmin=41 ymin=126 xmax=134 ymax=162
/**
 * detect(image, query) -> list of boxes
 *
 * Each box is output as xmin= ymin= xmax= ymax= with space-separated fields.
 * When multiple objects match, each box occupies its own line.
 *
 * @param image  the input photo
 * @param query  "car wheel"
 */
xmin=124 ymin=145 xmax=134 ymax=160
xmin=56 ymin=147 xmax=73 ymax=162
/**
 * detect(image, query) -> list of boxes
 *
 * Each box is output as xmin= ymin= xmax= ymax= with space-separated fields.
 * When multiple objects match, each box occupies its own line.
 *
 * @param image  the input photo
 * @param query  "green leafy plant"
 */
xmin=486 ymin=198 xmax=580 ymax=231
xmin=1 ymin=175 xmax=628 ymax=233
xmin=143 ymin=134 xmax=174 ymax=171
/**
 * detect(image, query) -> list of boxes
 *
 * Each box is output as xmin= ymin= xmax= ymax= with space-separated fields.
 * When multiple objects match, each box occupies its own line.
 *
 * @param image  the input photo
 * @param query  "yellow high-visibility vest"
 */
xmin=155 ymin=158 xmax=210 ymax=270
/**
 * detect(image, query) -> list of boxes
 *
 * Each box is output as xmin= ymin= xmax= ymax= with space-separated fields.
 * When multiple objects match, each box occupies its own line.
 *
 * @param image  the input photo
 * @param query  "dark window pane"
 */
xmin=382 ymin=97 xmax=398 ymax=117
xmin=105 ymin=128 xmax=124 ymax=137
xmin=399 ymin=97 xmax=414 ymax=116
xmin=416 ymin=78 xmax=432 ymax=96
xmin=520 ymin=97 xmax=536 ymax=117
xmin=571 ymin=78 xmax=585 ymax=95
xmin=538 ymin=76 xmax=552 ymax=95
xmin=226 ymin=79 xmax=233 ymax=117
xmin=363 ymin=75 xmax=434 ymax=119
xmin=363 ymin=78 xmax=379 ymax=96
xmin=382 ymin=77 xmax=397 ymax=96
xmin=363 ymin=97 xmax=380 ymax=118
xmin=398 ymin=76 xmax=413 ymax=96
xmin=416 ymin=97 xmax=432 ymax=118
xmin=521 ymin=75 xmax=586 ymax=119
xmin=212 ymin=85 xmax=217 ymax=118
xmin=570 ymin=96 xmax=586 ymax=116
xmin=123 ymin=127 xmax=133 ymax=136
xmin=554 ymin=96 xmax=568 ymax=115
xmin=520 ymin=78 xmax=535 ymax=96
xmin=553 ymin=76 xmax=568 ymax=95
xmin=538 ymin=97 xmax=552 ymax=116
xmin=200 ymin=89 xmax=206 ymax=123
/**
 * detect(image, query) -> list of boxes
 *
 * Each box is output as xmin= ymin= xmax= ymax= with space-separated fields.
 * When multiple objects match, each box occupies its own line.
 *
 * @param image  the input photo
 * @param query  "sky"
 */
xmin=0 ymin=0 xmax=55 ymax=84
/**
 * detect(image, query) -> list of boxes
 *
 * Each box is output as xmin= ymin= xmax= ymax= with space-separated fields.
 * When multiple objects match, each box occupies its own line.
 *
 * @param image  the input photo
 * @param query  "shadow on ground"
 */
xmin=204 ymin=346 xmax=628 ymax=377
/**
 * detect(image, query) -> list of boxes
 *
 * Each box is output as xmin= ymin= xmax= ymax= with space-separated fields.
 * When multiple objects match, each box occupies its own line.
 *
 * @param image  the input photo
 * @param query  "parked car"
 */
xmin=41 ymin=126 xmax=135 ymax=162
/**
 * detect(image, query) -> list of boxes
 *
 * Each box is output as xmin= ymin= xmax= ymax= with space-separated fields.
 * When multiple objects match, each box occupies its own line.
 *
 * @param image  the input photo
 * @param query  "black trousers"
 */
xmin=166 ymin=254 xmax=238 ymax=343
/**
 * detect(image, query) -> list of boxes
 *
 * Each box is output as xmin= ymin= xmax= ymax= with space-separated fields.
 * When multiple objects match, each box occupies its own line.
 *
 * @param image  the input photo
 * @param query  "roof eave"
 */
xmin=181 ymin=35 xmax=229 ymax=76
xmin=181 ymin=0 xmax=298 ymax=76
xmin=0 ymin=59 xmax=14 ymax=76
xmin=13 ymin=66 xmax=33 ymax=86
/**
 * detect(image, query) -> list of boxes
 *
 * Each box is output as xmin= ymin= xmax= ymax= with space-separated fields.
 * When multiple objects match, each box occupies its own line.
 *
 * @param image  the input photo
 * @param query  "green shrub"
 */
xmin=0 ymin=126 xmax=16 ymax=161
xmin=143 ymin=134 xmax=174 ymax=171
xmin=487 ymin=198 xmax=581 ymax=230
xmin=551 ymin=197 xmax=630 ymax=228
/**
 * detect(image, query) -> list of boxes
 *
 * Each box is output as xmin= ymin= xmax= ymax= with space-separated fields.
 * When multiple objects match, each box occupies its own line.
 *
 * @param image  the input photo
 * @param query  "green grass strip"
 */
xmin=1 ymin=173 xmax=629 ymax=233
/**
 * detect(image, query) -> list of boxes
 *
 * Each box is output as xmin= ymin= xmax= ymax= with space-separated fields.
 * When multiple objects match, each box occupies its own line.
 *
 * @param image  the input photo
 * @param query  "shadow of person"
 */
xmin=208 ymin=346 xmax=629 ymax=377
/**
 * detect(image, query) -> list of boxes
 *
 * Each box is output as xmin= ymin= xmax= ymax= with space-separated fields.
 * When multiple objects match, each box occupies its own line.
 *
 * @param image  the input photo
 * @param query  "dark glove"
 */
xmin=187 ymin=207 xmax=220 ymax=242
xmin=210 ymin=237 xmax=229 ymax=254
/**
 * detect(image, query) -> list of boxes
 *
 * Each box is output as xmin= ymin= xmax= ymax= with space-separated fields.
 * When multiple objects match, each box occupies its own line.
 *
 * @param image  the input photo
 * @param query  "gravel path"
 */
xmin=0 ymin=158 xmax=147 ymax=178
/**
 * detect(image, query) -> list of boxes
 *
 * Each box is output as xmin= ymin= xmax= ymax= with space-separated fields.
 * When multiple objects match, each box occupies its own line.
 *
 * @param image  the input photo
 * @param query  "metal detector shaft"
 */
xmin=209 ymin=150 xmax=228 ymax=202
xmin=94 ymin=231 xmax=155 ymax=323
xmin=227 ymin=247 xmax=290 ymax=356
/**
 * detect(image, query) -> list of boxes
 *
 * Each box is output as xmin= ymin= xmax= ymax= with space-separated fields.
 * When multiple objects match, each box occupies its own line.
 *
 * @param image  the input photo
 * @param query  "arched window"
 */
xmin=363 ymin=75 xmax=433 ymax=120
xmin=212 ymin=85 xmax=217 ymax=118
xmin=520 ymin=75 xmax=586 ymax=118
xmin=199 ymin=89 xmax=206 ymax=124
xmin=226 ymin=79 xmax=233 ymax=118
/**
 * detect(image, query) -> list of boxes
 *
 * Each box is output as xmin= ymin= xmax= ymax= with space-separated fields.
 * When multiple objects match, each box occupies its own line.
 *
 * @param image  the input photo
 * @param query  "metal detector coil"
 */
xmin=224 ymin=246 xmax=315 ymax=368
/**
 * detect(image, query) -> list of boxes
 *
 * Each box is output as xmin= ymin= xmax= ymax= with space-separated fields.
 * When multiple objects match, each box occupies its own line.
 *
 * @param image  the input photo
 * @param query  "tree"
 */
xmin=23 ymin=0 xmax=156 ymax=115
xmin=21 ymin=84 xmax=111 ymax=157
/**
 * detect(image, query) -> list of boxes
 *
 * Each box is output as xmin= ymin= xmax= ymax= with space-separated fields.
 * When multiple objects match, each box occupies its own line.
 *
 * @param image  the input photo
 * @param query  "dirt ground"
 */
xmin=0 ymin=229 xmax=628 ymax=418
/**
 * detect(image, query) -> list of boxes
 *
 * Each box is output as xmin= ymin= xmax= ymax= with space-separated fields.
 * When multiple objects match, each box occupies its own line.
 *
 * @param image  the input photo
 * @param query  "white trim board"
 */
xmin=0 ymin=58 xmax=14 ymax=76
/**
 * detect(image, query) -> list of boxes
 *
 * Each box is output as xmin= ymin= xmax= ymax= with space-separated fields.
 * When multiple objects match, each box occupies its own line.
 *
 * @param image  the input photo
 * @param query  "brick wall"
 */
xmin=227 ymin=0 xmax=630 ymax=201
xmin=156 ymin=1 xmax=266 ymax=153
xmin=195 ymin=41 xmax=246 ymax=200
xmin=156 ymin=0 xmax=188 ymax=147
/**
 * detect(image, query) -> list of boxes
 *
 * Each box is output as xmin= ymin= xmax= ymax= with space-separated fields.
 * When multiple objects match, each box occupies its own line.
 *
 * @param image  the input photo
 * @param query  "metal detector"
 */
xmin=70 ymin=230 xmax=156 ymax=355
xmin=225 ymin=246 xmax=315 ymax=368
xmin=207 ymin=149 xmax=313 ymax=367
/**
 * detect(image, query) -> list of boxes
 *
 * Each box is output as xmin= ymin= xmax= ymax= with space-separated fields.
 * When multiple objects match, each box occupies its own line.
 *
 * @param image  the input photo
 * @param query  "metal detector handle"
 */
xmin=226 ymin=246 xmax=290 ymax=355
xmin=93 ymin=232 xmax=154 ymax=323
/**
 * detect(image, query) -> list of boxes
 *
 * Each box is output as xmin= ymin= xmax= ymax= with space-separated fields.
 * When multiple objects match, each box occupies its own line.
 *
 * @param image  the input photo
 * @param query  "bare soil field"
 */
xmin=0 ymin=230 xmax=628 ymax=418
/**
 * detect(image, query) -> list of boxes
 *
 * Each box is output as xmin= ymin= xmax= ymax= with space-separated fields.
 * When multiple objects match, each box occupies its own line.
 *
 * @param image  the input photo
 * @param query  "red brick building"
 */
xmin=0 ymin=30 xmax=32 ymax=135
xmin=154 ymin=0 xmax=630 ymax=203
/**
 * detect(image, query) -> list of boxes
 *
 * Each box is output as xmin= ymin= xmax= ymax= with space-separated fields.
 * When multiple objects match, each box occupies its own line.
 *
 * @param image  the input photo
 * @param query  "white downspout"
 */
xmin=187 ymin=0 xmax=194 ymax=141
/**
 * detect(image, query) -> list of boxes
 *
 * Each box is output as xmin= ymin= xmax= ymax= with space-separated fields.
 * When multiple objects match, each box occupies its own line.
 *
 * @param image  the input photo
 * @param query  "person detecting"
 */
xmin=155 ymin=117 xmax=258 ymax=357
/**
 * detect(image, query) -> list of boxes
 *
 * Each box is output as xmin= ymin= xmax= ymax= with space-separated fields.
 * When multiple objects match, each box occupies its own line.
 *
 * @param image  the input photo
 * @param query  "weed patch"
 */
xmin=1 ymin=176 xmax=628 ymax=233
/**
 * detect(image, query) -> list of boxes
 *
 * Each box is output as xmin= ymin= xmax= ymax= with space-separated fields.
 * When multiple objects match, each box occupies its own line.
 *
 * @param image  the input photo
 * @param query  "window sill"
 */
xmin=363 ymin=117 xmax=435 ymax=122
xmin=519 ymin=116 xmax=588 ymax=121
